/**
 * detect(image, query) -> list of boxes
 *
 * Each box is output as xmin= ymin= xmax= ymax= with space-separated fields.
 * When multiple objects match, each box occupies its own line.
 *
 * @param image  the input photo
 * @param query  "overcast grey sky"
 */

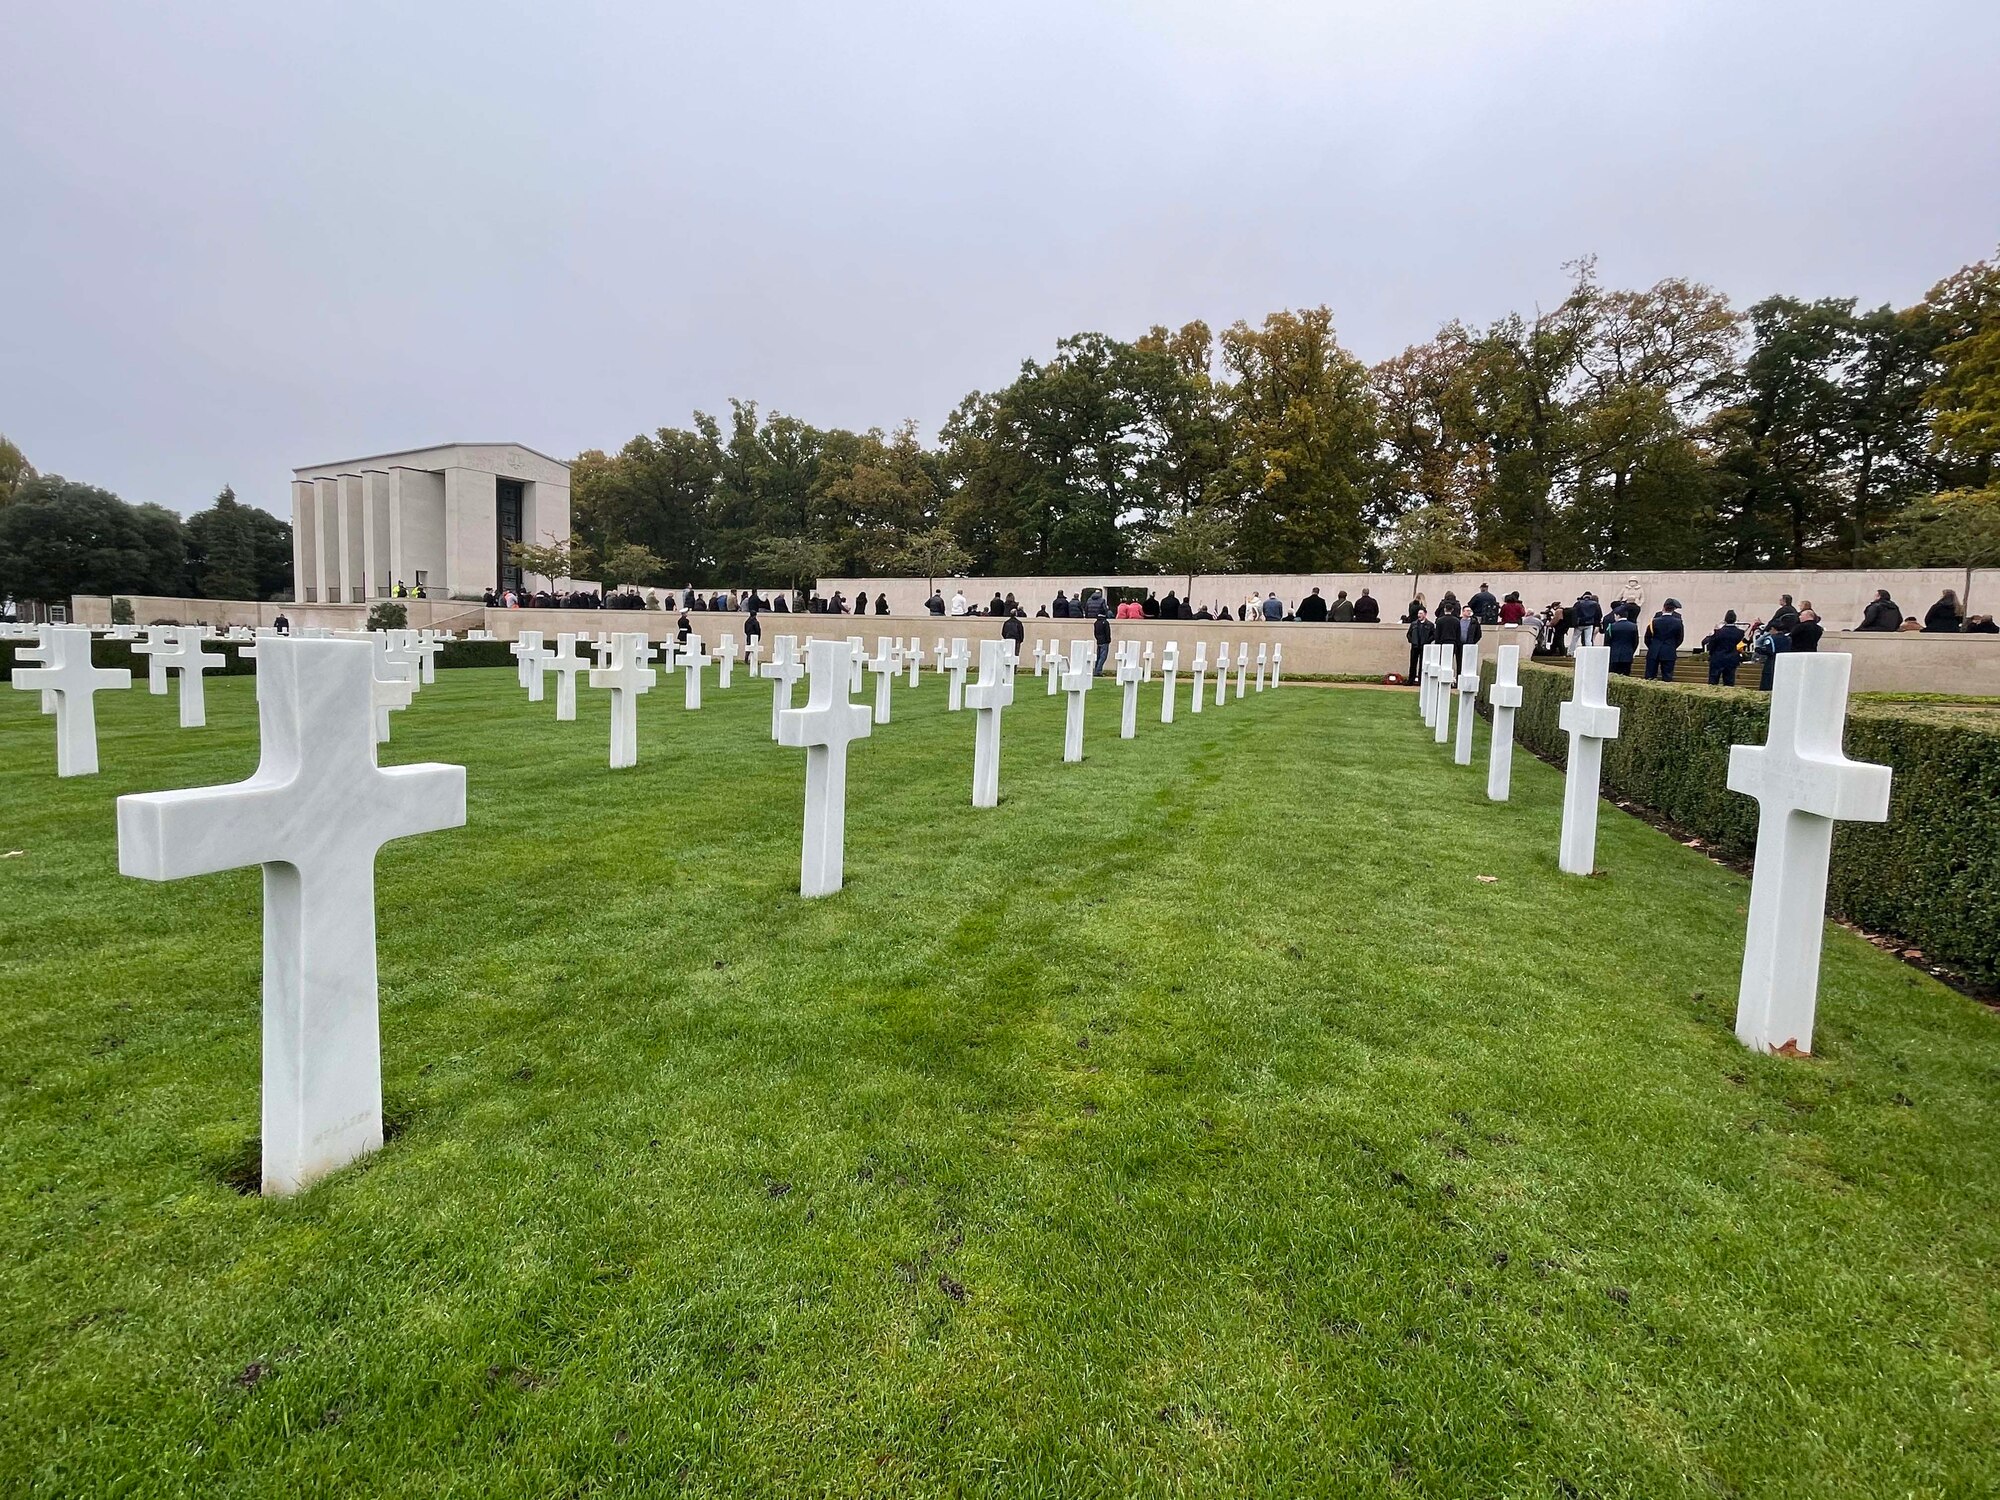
xmin=4 ymin=0 xmax=1997 ymax=516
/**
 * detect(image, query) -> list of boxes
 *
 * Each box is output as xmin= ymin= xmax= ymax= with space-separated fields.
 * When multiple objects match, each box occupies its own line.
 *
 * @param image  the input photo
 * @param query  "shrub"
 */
xmin=1483 ymin=660 xmax=2000 ymax=990
xmin=366 ymin=601 xmax=408 ymax=632
xmin=109 ymin=597 xmax=134 ymax=625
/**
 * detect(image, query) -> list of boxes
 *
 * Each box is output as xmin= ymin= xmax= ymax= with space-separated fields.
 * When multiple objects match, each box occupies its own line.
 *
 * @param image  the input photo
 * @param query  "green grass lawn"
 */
xmin=3 ymin=666 xmax=1997 ymax=1498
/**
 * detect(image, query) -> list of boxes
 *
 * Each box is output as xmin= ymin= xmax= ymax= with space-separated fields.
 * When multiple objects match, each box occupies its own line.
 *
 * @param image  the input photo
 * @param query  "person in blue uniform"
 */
xmin=1603 ymin=604 xmax=1640 ymax=674
xmin=1702 ymin=611 xmax=1747 ymax=686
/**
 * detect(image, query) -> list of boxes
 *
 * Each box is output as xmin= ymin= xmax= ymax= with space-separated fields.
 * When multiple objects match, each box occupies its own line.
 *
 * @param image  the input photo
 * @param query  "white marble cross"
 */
xmin=1432 ymin=648 xmax=1454 ymax=747
xmin=370 ymin=644 xmax=413 ymax=745
xmin=777 ymin=638 xmax=873 ymax=898
xmin=1557 ymin=646 xmax=1622 ymax=875
xmin=546 ymin=633 xmax=588 ymax=721
xmin=1117 ymin=640 xmax=1144 ymax=739
xmin=116 ymin=638 xmax=465 ymax=1194
xmin=1207 ymin=643 xmax=1225 ymax=708
xmin=846 ymin=635 xmax=866 ymax=693
xmin=1254 ymin=644 xmax=1268 ymax=692
xmin=867 ymin=637 xmax=899 ymax=725
xmin=1235 ymin=641 xmax=1249 ymax=699
xmin=715 ymin=633 xmax=736 ymax=689
xmin=1190 ymin=643 xmax=1208 ymax=715
xmin=1142 ymin=639 xmax=1155 ymax=683
xmin=1032 ymin=642 xmax=1046 ymax=678
xmin=1046 ymin=641 xmax=1063 ymax=696
xmin=1453 ymin=642 xmax=1481 ymax=765
xmin=745 ymin=637 xmax=763 ymax=679
xmin=1271 ymin=643 xmax=1283 ymax=688
xmin=1060 ymin=639 xmax=1093 ymax=762
xmin=12 ymin=625 xmax=130 ymax=775
xmin=1160 ymin=642 xmax=1180 ymax=723
xmin=170 ymin=627 xmax=226 ymax=728
xmin=761 ymin=635 xmax=805 ymax=740
xmin=942 ymin=638 xmax=971 ymax=711
xmin=589 ymin=632 xmax=656 ymax=768
xmin=905 ymin=637 xmax=926 ymax=686
xmin=132 ymin=627 xmax=172 ymax=696
xmin=411 ymin=632 xmax=442 ymax=685
xmin=1486 ymin=643 xmax=1523 ymax=802
xmin=965 ymin=638 xmax=1014 ymax=807
xmin=1418 ymin=644 xmax=1437 ymax=727
xmin=1727 ymin=653 xmax=1893 ymax=1055
xmin=511 ymin=631 xmax=547 ymax=696
xmin=15 ymin=624 xmax=58 ymax=713
xmin=378 ymin=631 xmax=422 ymax=695
xmin=681 ymin=634 xmax=712 ymax=709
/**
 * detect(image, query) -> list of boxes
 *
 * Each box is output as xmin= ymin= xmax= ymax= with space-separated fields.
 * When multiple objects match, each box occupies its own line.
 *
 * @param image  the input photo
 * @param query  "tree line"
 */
xmin=4 ymin=247 xmax=1995 ymax=609
xmin=0 ymin=451 xmax=292 ymax=606
xmin=567 ymin=248 xmax=1999 ymax=588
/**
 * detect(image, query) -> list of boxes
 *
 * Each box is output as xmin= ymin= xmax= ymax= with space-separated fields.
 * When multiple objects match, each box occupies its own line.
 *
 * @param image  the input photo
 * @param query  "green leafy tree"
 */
xmin=816 ymin=421 xmax=944 ymax=572
xmin=0 ymin=434 xmax=33 ymax=506
xmin=1567 ymin=276 xmax=1740 ymax=567
xmin=1462 ymin=266 xmax=1598 ymax=568
xmin=711 ymin=402 xmax=827 ymax=577
xmin=1387 ymin=501 xmax=1484 ymax=574
xmin=598 ymin=541 xmax=667 ymax=588
xmin=748 ymin=535 xmax=832 ymax=594
xmin=0 ymin=475 xmax=188 ymax=604
xmin=1877 ymin=486 xmax=2000 ymax=566
xmin=110 ymin=596 xmax=134 ymax=624
xmin=1705 ymin=296 xmax=1857 ymax=565
xmin=507 ymin=537 xmax=581 ymax=584
xmin=366 ymin=600 xmax=408 ymax=631
xmin=1920 ymin=247 xmax=2000 ymax=489
xmin=189 ymin=494 xmax=257 ymax=598
xmin=1221 ymin=307 xmax=1382 ymax=571
xmin=571 ymin=422 xmax=722 ymax=582
xmin=1142 ymin=505 xmax=1235 ymax=595
xmin=892 ymin=525 xmax=973 ymax=595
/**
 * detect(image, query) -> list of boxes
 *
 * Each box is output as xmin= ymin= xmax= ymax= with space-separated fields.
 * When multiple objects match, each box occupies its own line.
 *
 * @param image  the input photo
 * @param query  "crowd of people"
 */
xmin=1400 ymin=582 xmax=1994 ymax=692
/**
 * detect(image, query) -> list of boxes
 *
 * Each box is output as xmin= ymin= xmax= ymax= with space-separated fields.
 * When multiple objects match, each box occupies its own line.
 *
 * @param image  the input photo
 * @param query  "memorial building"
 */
xmin=289 ymin=442 xmax=571 ymax=603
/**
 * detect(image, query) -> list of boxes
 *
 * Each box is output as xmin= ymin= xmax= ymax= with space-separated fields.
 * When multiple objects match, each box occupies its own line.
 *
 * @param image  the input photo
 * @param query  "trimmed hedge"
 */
xmin=1482 ymin=660 xmax=2000 ymax=991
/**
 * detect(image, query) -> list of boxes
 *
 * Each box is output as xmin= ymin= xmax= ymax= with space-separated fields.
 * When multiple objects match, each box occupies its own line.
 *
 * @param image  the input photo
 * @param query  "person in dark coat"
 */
xmin=1434 ymin=591 xmax=1461 ymax=632
xmin=1051 ymin=591 xmax=1071 ymax=619
xmin=1002 ymin=612 xmax=1025 ymax=649
xmin=1405 ymin=609 xmax=1433 ymax=684
xmin=1603 ymin=606 xmax=1639 ymax=674
xmin=1767 ymin=595 xmax=1800 ymax=635
xmin=676 ymin=612 xmax=692 ymax=643
xmin=1468 ymin=583 xmax=1499 ymax=625
xmin=926 ymin=591 xmax=946 ymax=615
xmin=1352 ymin=589 xmax=1380 ymax=623
xmin=1702 ymin=611 xmax=1747 ymax=686
xmin=1923 ymin=591 xmax=1963 ymax=632
xmin=1858 ymin=590 xmax=1902 ymax=630
xmin=1159 ymin=591 xmax=1180 ymax=619
xmin=743 ymin=607 xmax=762 ymax=646
xmin=1789 ymin=608 xmax=1823 ymax=651
xmin=1571 ymin=591 xmax=1604 ymax=647
xmin=1141 ymin=592 xmax=1159 ymax=619
xmin=1441 ymin=610 xmax=1482 ymax=675
xmin=1091 ymin=612 xmax=1112 ymax=676
xmin=1644 ymin=599 xmax=1685 ymax=681
xmin=1296 ymin=587 xmax=1329 ymax=622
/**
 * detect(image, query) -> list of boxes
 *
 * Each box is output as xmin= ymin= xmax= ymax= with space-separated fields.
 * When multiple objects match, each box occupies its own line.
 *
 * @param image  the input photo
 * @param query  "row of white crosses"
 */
xmin=1421 ymin=635 xmax=1894 ymax=1057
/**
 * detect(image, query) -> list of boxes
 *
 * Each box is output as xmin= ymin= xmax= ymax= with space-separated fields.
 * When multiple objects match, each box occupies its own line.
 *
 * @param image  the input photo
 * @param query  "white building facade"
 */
xmin=290 ymin=442 xmax=571 ymax=603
